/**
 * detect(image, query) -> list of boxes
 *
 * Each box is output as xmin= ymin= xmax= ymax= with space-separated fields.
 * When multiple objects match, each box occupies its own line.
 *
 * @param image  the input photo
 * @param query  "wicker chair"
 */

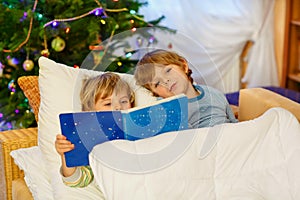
xmin=0 ymin=76 xmax=39 ymax=200
xmin=0 ymin=128 xmax=37 ymax=200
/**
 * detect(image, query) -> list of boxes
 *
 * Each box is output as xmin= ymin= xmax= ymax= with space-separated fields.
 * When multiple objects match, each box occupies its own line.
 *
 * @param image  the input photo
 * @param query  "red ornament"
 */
xmin=41 ymin=49 xmax=50 ymax=57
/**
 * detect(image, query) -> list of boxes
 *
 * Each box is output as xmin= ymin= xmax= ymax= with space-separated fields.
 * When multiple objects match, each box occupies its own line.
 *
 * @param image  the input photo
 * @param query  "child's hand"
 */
xmin=55 ymin=134 xmax=74 ymax=156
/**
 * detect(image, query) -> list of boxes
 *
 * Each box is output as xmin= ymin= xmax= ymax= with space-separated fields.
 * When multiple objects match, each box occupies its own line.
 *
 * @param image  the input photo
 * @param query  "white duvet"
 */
xmin=89 ymin=108 xmax=300 ymax=200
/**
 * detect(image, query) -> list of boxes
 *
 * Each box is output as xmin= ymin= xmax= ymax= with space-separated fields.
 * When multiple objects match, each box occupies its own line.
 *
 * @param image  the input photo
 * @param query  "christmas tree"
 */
xmin=0 ymin=0 xmax=170 ymax=131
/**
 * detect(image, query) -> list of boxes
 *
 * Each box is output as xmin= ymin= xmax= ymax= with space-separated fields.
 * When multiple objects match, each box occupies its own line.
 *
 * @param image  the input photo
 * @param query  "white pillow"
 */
xmin=10 ymin=146 xmax=54 ymax=200
xmin=37 ymin=56 xmax=157 ymax=199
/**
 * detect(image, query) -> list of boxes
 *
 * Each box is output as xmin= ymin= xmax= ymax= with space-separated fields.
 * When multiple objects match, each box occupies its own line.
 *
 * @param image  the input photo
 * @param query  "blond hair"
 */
xmin=134 ymin=49 xmax=193 ymax=91
xmin=80 ymin=72 xmax=134 ymax=111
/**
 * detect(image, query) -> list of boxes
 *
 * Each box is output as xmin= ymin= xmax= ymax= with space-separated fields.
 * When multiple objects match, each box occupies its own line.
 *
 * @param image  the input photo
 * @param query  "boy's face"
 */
xmin=149 ymin=64 xmax=194 ymax=98
xmin=94 ymin=89 xmax=132 ymax=111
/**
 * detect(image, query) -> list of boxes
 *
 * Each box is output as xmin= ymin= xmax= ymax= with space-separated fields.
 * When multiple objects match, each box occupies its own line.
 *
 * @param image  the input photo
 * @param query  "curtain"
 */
xmin=136 ymin=0 xmax=279 ymax=92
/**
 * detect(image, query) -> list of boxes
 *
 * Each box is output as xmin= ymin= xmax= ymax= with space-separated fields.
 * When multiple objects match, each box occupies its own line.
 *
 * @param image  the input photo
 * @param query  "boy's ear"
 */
xmin=182 ymin=60 xmax=189 ymax=73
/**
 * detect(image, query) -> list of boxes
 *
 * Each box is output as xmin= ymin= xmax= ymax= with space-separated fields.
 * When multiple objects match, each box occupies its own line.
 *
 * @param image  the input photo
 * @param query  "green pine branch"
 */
xmin=0 ymin=0 xmax=174 ymax=130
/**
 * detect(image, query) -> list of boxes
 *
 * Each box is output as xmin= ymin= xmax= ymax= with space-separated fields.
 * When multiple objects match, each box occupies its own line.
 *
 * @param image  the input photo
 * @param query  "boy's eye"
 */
xmin=121 ymin=99 xmax=129 ymax=104
xmin=154 ymin=81 xmax=160 ymax=88
xmin=104 ymin=103 xmax=111 ymax=106
xmin=165 ymin=67 xmax=172 ymax=74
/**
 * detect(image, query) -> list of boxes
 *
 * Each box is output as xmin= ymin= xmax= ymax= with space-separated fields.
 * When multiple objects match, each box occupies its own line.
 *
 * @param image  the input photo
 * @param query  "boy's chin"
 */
xmin=163 ymin=93 xmax=176 ymax=98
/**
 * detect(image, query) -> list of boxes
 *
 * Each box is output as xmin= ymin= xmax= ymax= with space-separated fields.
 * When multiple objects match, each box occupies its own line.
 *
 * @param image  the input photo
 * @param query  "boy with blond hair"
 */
xmin=55 ymin=72 xmax=134 ymax=189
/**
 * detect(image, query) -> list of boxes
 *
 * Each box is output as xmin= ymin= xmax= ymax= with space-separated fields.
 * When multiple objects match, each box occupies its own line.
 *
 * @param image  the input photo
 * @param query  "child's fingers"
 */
xmin=58 ymin=144 xmax=74 ymax=152
xmin=56 ymin=138 xmax=72 ymax=145
xmin=56 ymin=134 xmax=72 ymax=144
xmin=55 ymin=134 xmax=74 ymax=154
xmin=56 ymin=143 xmax=75 ymax=154
xmin=56 ymin=134 xmax=66 ymax=140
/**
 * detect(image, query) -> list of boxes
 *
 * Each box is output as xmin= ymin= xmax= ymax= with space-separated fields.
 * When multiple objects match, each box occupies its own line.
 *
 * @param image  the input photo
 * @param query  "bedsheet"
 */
xmin=89 ymin=107 xmax=300 ymax=200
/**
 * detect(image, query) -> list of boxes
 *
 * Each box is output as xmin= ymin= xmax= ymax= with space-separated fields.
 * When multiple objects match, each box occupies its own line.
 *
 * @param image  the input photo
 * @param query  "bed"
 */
xmin=0 ymin=57 xmax=299 ymax=200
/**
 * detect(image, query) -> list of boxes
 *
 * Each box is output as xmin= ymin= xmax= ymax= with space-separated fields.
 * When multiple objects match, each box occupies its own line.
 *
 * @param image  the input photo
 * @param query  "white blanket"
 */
xmin=89 ymin=108 xmax=300 ymax=199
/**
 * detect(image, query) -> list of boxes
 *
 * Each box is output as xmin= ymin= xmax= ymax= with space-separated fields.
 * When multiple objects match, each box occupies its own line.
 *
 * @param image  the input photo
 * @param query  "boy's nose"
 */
xmin=163 ymin=79 xmax=170 ymax=85
xmin=114 ymin=104 xmax=121 ymax=111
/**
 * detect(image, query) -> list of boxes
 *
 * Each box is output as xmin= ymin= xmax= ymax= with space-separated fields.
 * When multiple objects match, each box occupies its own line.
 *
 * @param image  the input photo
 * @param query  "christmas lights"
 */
xmin=0 ymin=0 xmax=169 ymax=130
xmin=43 ymin=7 xmax=107 ymax=28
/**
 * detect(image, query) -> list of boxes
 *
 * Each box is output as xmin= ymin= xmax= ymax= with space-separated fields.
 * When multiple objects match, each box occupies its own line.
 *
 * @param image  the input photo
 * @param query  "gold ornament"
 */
xmin=23 ymin=59 xmax=34 ymax=71
xmin=51 ymin=36 xmax=66 ymax=52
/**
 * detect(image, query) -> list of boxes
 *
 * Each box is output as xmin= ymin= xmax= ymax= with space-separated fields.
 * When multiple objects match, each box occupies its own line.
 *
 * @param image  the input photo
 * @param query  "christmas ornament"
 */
xmin=8 ymin=80 xmax=16 ymax=92
xmin=23 ymin=59 xmax=34 ymax=71
xmin=136 ymin=37 xmax=143 ymax=47
xmin=41 ymin=49 xmax=50 ymax=57
xmin=51 ymin=37 xmax=66 ymax=52
xmin=147 ymin=36 xmax=156 ymax=46
xmin=0 ymin=62 xmax=4 ymax=77
xmin=124 ymin=47 xmax=134 ymax=58
xmin=92 ymin=50 xmax=105 ymax=66
xmin=148 ymin=36 xmax=155 ymax=44
xmin=7 ymin=57 xmax=19 ymax=67
xmin=51 ymin=21 xmax=59 ymax=28
xmin=7 ymin=122 xmax=13 ymax=130
xmin=94 ymin=8 xmax=104 ymax=16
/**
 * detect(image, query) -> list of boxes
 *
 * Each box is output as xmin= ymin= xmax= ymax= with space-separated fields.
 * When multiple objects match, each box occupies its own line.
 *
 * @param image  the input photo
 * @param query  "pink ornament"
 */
xmin=23 ymin=60 xmax=34 ymax=71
